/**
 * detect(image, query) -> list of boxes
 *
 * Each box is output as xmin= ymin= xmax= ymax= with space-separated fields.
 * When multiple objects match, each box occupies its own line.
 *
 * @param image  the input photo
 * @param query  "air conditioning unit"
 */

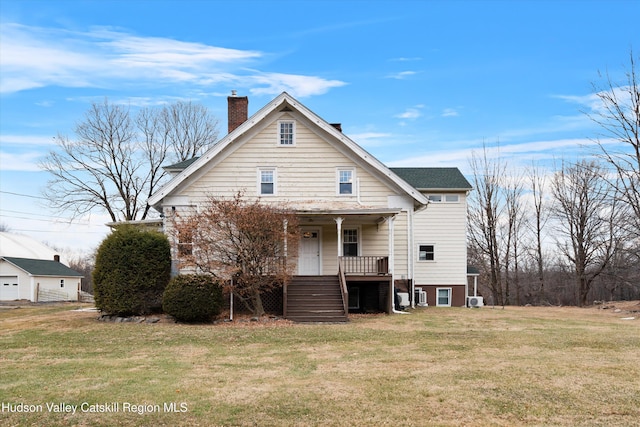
xmin=415 ymin=288 xmax=428 ymax=306
xmin=467 ymin=296 xmax=484 ymax=308
xmin=397 ymin=292 xmax=410 ymax=309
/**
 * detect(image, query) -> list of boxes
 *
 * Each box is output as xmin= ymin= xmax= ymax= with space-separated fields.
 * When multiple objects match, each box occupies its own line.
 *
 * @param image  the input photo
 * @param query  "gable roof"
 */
xmin=391 ymin=168 xmax=472 ymax=191
xmin=1 ymin=257 xmax=83 ymax=277
xmin=148 ymin=92 xmax=429 ymax=208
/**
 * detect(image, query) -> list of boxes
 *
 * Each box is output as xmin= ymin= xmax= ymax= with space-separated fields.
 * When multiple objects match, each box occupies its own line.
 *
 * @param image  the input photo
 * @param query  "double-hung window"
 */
xmin=278 ymin=120 xmax=295 ymax=146
xmin=343 ymin=228 xmax=359 ymax=256
xmin=259 ymin=168 xmax=276 ymax=195
xmin=338 ymin=169 xmax=354 ymax=195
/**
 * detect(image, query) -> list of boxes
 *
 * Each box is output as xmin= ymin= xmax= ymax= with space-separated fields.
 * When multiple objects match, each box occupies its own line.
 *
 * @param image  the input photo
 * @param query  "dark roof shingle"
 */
xmin=2 ymin=257 xmax=83 ymax=277
xmin=390 ymin=167 xmax=472 ymax=190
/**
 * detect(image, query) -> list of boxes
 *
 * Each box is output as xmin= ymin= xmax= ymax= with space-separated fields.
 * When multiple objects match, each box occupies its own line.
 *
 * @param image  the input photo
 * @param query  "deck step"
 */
xmin=286 ymin=275 xmax=347 ymax=323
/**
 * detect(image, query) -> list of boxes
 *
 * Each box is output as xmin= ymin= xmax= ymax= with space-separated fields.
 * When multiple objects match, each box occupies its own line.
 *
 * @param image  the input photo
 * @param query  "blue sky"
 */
xmin=1 ymin=0 xmax=638 ymax=255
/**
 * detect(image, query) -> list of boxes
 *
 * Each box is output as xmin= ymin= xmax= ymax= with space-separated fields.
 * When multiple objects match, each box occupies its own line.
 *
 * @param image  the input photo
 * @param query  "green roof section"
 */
xmin=165 ymin=157 xmax=199 ymax=171
xmin=390 ymin=167 xmax=472 ymax=191
xmin=2 ymin=257 xmax=83 ymax=277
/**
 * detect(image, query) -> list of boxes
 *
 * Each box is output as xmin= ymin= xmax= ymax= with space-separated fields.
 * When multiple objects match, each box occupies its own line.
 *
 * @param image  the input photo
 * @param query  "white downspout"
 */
xmin=388 ymin=215 xmax=407 ymax=314
xmin=408 ymin=208 xmax=415 ymax=309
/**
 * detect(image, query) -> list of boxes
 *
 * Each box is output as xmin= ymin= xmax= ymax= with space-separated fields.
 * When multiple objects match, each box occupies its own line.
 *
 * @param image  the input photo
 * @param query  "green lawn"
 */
xmin=1 ymin=303 xmax=639 ymax=426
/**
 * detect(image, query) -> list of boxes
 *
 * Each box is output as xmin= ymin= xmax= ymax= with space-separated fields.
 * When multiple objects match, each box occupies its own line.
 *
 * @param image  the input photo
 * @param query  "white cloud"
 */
xmin=386 ymin=70 xmax=418 ymax=80
xmin=442 ymin=108 xmax=459 ymax=117
xmin=387 ymin=137 xmax=610 ymax=170
xmin=348 ymin=132 xmax=393 ymax=147
xmin=389 ymin=57 xmax=422 ymax=62
xmin=395 ymin=105 xmax=423 ymax=120
xmin=249 ymin=72 xmax=347 ymax=98
xmin=0 ymin=134 xmax=55 ymax=146
xmin=554 ymin=86 xmax=634 ymax=115
xmin=0 ymin=150 xmax=42 ymax=171
xmin=0 ymin=23 xmax=346 ymax=98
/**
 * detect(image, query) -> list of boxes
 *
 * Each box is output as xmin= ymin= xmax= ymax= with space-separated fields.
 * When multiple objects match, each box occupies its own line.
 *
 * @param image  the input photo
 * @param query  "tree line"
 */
xmin=38 ymin=53 xmax=639 ymax=307
xmin=468 ymin=52 xmax=640 ymax=306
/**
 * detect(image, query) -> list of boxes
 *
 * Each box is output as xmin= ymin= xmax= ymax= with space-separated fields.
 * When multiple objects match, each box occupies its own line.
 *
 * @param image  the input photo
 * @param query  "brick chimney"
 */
xmin=227 ymin=90 xmax=248 ymax=133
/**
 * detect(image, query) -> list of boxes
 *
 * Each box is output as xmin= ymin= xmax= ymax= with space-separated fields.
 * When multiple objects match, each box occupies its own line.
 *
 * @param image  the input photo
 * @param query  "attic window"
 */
xmin=278 ymin=120 xmax=295 ymax=146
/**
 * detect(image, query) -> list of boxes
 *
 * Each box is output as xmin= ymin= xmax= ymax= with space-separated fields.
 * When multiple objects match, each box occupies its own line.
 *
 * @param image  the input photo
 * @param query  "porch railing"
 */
xmin=337 ymin=261 xmax=349 ymax=315
xmin=338 ymin=256 xmax=389 ymax=275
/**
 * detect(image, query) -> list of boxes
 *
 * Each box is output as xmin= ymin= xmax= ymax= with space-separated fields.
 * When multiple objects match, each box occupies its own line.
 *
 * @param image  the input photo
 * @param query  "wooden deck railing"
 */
xmin=338 ymin=256 xmax=389 ymax=275
xmin=337 ymin=261 xmax=349 ymax=315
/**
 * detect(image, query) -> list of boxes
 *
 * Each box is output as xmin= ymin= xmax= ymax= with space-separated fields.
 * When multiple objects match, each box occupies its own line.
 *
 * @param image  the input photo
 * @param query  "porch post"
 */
xmin=334 ymin=217 xmax=344 ymax=257
xmin=283 ymin=219 xmax=288 ymax=258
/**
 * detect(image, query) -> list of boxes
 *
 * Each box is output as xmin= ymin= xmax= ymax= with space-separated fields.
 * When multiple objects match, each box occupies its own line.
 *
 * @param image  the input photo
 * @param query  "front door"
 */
xmin=299 ymin=229 xmax=320 ymax=275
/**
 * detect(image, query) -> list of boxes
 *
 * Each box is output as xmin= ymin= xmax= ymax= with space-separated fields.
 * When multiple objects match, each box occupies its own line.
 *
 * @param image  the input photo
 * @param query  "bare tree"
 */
xmin=589 ymin=50 xmax=640 ymax=242
xmin=502 ymin=171 xmax=526 ymax=305
xmin=171 ymin=193 xmax=299 ymax=317
xmin=526 ymin=162 xmax=552 ymax=303
xmin=550 ymin=160 xmax=618 ymax=306
xmin=40 ymin=99 xmax=219 ymax=222
xmin=468 ymin=145 xmax=507 ymax=305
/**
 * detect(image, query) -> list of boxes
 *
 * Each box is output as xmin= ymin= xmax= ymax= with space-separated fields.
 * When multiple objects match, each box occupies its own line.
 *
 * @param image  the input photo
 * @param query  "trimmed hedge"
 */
xmin=93 ymin=225 xmax=171 ymax=316
xmin=162 ymin=274 xmax=223 ymax=323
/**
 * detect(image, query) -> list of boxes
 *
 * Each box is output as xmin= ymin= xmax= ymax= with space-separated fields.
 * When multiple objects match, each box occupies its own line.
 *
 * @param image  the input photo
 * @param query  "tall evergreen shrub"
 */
xmin=93 ymin=225 xmax=171 ymax=316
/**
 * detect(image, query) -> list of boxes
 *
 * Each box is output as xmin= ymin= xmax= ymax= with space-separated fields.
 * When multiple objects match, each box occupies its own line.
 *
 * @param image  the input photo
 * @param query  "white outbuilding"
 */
xmin=0 ymin=233 xmax=83 ymax=302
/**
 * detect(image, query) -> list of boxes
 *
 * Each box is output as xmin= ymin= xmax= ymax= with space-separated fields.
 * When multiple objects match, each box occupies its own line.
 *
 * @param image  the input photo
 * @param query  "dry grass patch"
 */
xmin=0 ymin=302 xmax=638 ymax=426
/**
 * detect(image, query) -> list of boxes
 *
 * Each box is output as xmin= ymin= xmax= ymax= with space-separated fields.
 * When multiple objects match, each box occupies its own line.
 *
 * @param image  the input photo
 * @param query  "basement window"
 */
xmin=436 ymin=288 xmax=452 ymax=307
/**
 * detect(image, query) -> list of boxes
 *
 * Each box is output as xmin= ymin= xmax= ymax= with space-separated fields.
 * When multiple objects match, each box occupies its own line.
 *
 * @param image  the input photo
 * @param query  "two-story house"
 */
xmin=148 ymin=92 xmax=472 ymax=321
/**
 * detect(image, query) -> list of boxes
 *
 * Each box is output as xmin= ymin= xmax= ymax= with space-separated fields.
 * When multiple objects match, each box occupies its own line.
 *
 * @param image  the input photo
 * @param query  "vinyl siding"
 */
xmin=181 ymin=113 xmax=397 ymax=208
xmin=413 ymin=193 xmax=468 ymax=285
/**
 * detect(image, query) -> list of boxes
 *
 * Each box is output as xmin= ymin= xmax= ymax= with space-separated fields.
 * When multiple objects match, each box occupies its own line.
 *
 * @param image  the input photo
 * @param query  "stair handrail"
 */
xmin=338 ymin=259 xmax=349 ymax=316
xmin=283 ymin=278 xmax=288 ymax=318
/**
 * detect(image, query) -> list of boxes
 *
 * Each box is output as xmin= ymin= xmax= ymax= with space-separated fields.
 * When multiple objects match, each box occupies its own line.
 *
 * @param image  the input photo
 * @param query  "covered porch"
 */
xmin=284 ymin=208 xmax=401 ymax=321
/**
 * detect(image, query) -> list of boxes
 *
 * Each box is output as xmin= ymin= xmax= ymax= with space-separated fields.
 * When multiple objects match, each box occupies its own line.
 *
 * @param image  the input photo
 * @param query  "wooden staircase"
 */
xmin=285 ymin=276 xmax=348 ymax=323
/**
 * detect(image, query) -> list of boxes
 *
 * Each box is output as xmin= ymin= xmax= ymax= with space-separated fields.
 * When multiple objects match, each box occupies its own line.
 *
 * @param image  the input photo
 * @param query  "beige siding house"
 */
xmin=149 ymin=92 xmax=472 ymax=321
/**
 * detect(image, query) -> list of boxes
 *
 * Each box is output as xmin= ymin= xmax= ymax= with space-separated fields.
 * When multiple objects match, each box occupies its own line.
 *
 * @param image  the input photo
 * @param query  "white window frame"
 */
xmin=428 ymin=194 xmax=460 ymax=203
xmin=418 ymin=244 xmax=435 ymax=262
xmin=60 ymin=279 xmax=65 ymax=288
xmin=258 ymin=167 xmax=277 ymax=196
xmin=278 ymin=120 xmax=296 ymax=146
xmin=436 ymin=287 xmax=452 ymax=307
xmin=337 ymin=168 xmax=355 ymax=196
